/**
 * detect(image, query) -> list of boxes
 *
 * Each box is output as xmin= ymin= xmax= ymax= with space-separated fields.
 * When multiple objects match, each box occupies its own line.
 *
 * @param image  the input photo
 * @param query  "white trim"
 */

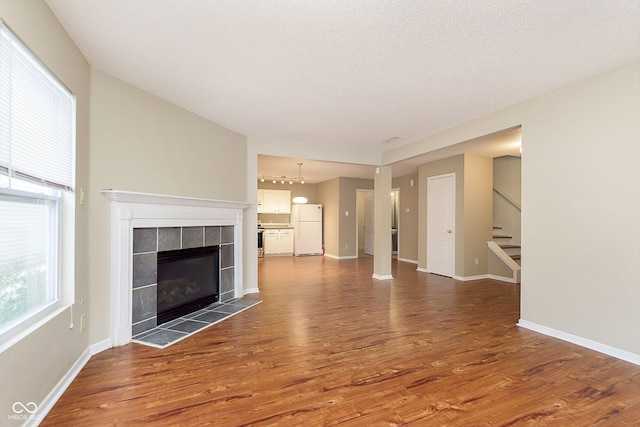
xmin=372 ymin=274 xmax=393 ymax=280
xmin=487 ymin=273 xmax=518 ymax=284
xmin=416 ymin=267 xmax=427 ymax=272
xmin=487 ymin=240 xmax=521 ymax=283
xmin=90 ymin=338 xmax=112 ymax=355
xmin=31 ymin=339 xmax=111 ymax=426
xmin=102 ymin=190 xmax=248 ymax=347
xmin=398 ymin=257 xmax=418 ymax=264
xmin=324 ymin=253 xmax=358 ymax=260
xmin=243 ymin=288 xmax=260 ymax=295
xmin=517 ymin=320 xmax=640 ymax=366
xmin=453 ymin=274 xmax=489 ymax=281
xmin=101 ymin=189 xmax=249 ymax=210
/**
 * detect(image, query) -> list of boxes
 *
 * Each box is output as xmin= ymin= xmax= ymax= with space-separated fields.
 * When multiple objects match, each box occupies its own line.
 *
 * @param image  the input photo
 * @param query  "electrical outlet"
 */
xmin=345 ymin=244 xmax=348 ymax=250
xmin=474 ymin=257 xmax=479 ymax=265
xmin=80 ymin=313 xmax=86 ymax=332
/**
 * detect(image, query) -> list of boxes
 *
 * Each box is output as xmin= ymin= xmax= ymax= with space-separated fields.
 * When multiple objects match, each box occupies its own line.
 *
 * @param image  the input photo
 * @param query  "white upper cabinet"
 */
xmin=257 ymin=189 xmax=291 ymax=214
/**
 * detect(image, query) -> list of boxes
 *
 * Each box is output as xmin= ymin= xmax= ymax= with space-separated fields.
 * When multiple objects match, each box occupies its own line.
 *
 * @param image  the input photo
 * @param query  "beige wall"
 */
xmin=316 ymin=177 xmax=374 ymax=258
xmin=339 ymin=177 xmax=374 ymax=258
xmin=463 ymin=154 xmax=493 ymax=276
xmin=88 ymin=70 xmax=248 ymax=343
xmin=493 ymin=156 xmax=521 ymax=244
xmin=400 ymin=60 xmax=640 ymax=357
xmin=316 ymin=178 xmax=340 ymax=256
xmin=519 ymin=61 xmax=639 ymax=355
xmin=0 ymin=0 xmax=91 ymax=415
xmin=392 ymin=173 xmax=419 ymax=262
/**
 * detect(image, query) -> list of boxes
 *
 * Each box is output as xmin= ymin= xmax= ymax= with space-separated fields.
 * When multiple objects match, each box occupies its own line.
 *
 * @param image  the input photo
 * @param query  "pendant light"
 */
xmin=292 ymin=163 xmax=308 ymax=204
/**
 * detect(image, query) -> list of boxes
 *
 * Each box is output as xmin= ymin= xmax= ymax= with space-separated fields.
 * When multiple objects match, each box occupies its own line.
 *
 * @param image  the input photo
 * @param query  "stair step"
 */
xmin=493 ymin=234 xmax=512 ymax=239
xmin=499 ymin=244 xmax=521 ymax=249
xmin=511 ymin=254 xmax=521 ymax=260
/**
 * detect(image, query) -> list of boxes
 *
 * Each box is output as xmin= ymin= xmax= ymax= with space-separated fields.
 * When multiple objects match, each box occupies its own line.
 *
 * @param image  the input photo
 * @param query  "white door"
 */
xmin=427 ymin=174 xmax=455 ymax=277
xmin=364 ymin=193 xmax=374 ymax=255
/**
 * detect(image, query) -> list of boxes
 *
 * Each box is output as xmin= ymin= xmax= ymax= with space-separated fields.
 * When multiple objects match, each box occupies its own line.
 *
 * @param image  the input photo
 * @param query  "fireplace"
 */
xmin=157 ymin=245 xmax=219 ymax=324
xmin=102 ymin=190 xmax=250 ymax=347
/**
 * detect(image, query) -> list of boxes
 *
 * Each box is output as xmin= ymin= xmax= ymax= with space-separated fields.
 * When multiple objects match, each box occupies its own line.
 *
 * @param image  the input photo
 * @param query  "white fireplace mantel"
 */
xmin=102 ymin=190 xmax=250 ymax=347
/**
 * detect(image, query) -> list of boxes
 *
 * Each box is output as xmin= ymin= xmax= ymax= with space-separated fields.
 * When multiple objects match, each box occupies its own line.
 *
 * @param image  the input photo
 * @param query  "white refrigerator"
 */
xmin=291 ymin=204 xmax=323 ymax=256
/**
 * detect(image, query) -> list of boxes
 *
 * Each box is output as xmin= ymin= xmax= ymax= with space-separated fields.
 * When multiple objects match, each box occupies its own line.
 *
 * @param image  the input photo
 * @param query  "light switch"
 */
xmin=345 ymin=211 xmax=349 ymax=216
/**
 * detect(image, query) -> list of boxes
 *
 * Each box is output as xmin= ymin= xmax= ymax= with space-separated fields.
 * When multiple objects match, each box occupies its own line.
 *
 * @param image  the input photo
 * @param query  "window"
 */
xmin=0 ymin=22 xmax=75 ymax=339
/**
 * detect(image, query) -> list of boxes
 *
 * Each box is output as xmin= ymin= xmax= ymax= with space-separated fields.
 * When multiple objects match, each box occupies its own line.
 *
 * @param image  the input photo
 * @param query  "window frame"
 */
xmin=0 ymin=186 xmax=63 ymax=343
xmin=0 ymin=22 xmax=75 ymax=351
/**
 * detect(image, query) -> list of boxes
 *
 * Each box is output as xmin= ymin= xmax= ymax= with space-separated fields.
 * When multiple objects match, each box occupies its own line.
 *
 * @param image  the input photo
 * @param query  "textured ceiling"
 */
xmin=45 ymin=1 xmax=638 ymax=182
xmin=46 ymin=0 xmax=640 ymax=158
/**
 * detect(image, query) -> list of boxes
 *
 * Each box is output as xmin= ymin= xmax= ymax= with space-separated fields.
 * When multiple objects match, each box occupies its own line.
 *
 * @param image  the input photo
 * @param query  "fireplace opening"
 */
xmin=157 ymin=245 xmax=219 ymax=325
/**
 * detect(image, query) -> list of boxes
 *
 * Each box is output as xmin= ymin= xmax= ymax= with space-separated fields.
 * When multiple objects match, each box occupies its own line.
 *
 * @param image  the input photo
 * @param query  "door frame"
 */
xmin=427 ymin=173 xmax=456 ymax=277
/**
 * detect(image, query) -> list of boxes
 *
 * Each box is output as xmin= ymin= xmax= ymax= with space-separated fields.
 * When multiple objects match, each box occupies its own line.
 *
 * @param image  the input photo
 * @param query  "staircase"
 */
xmin=492 ymin=226 xmax=521 ymax=264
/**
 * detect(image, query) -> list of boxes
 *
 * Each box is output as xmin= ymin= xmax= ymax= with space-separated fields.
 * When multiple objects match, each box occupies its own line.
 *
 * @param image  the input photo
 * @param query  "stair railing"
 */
xmin=493 ymin=186 xmax=521 ymax=212
xmin=487 ymin=241 xmax=521 ymax=283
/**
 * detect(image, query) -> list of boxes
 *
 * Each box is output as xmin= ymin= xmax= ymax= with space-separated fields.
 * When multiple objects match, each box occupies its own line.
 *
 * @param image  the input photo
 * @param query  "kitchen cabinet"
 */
xmin=257 ymin=189 xmax=291 ymax=214
xmin=263 ymin=229 xmax=294 ymax=255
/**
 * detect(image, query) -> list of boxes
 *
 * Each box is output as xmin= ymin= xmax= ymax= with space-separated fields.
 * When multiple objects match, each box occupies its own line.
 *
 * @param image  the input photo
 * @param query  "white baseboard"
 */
xmin=324 ymin=253 xmax=357 ymax=260
xmin=517 ymin=320 xmax=640 ymax=366
xmin=487 ymin=274 xmax=518 ymax=284
xmin=243 ymin=287 xmax=260 ymax=295
xmin=90 ymin=338 xmax=112 ymax=355
xmin=32 ymin=338 xmax=111 ymax=426
xmin=416 ymin=267 xmax=427 ymax=273
xmin=372 ymin=274 xmax=393 ymax=280
xmin=453 ymin=274 xmax=489 ymax=281
xmin=398 ymin=258 xmax=418 ymax=264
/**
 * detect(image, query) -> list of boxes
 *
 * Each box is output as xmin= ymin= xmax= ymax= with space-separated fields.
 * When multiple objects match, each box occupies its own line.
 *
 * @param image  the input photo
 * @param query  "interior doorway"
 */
xmin=356 ymin=189 xmax=400 ymax=258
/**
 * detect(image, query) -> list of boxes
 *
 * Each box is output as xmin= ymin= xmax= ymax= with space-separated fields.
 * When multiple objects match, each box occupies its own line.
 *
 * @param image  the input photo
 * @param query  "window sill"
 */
xmin=0 ymin=302 xmax=70 ymax=354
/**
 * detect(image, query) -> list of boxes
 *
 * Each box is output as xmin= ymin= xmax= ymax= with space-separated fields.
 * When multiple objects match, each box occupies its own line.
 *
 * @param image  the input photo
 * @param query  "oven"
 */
xmin=257 ymin=228 xmax=264 ymax=257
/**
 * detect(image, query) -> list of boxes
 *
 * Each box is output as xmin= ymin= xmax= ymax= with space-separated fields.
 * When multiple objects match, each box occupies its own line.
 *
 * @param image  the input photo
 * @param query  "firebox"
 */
xmin=157 ymin=245 xmax=219 ymax=324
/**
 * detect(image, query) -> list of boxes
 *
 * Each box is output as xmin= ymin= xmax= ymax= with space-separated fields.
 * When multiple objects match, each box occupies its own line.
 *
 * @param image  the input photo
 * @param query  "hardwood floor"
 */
xmin=44 ymin=256 xmax=639 ymax=426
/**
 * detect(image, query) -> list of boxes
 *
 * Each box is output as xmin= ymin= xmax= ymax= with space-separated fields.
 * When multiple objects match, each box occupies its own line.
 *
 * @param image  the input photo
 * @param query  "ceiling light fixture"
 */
xmin=292 ymin=163 xmax=307 ymax=204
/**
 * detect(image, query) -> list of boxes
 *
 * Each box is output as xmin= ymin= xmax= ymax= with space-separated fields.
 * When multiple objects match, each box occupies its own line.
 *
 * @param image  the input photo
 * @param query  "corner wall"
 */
xmin=462 ymin=154 xmax=493 ymax=276
xmin=88 ymin=69 xmax=248 ymax=344
xmin=519 ymin=61 xmax=639 ymax=358
xmin=392 ymin=60 xmax=640 ymax=359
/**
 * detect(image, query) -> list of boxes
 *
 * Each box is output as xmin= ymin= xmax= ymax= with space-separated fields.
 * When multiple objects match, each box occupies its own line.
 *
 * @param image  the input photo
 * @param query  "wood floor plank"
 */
xmin=42 ymin=256 xmax=640 ymax=426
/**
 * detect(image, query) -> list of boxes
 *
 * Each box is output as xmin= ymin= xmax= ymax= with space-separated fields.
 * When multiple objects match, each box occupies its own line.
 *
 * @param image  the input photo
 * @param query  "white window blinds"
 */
xmin=0 ymin=23 xmax=75 ymax=191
